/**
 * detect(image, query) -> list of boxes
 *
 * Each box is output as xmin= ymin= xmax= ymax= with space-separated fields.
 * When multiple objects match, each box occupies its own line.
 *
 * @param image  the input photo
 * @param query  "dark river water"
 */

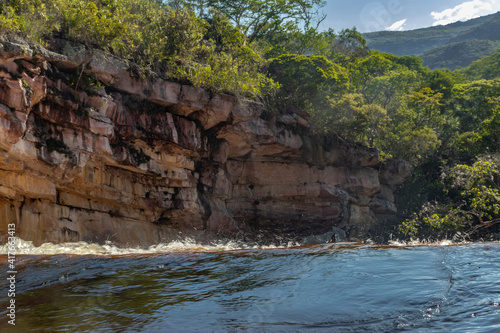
xmin=1 ymin=240 xmax=500 ymax=332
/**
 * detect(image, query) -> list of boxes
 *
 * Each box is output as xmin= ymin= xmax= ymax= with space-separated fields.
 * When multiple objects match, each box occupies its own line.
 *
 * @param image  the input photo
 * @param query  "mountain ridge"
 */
xmin=364 ymin=11 xmax=500 ymax=69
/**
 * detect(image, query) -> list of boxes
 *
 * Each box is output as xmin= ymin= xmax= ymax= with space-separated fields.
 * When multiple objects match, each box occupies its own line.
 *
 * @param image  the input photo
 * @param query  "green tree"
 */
xmin=449 ymin=79 xmax=500 ymax=133
xmin=456 ymin=48 xmax=500 ymax=80
xmin=329 ymin=27 xmax=369 ymax=66
xmin=403 ymin=87 xmax=444 ymax=129
xmin=310 ymin=93 xmax=389 ymax=145
xmin=363 ymin=68 xmax=419 ymax=109
xmin=0 ymin=0 xmax=61 ymax=44
xmin=262 ymin=27 xmax=336 ymax=59
xmin=376 ymin=88 xmax=445 ymax=164
xmin=60 ymin=0 xmax=130 ymax=49
xmin=199 ymin=0 xmax=326 ymax=43
xmin=267 ymin=53 xmax=348 ymax=110
xmin=401 ymin=156 xmax=500 ymax=240
xmin=424 ymin=68 xmax=461 ymax=101
xmin=350 ymin=52 xmax=396 ymax=98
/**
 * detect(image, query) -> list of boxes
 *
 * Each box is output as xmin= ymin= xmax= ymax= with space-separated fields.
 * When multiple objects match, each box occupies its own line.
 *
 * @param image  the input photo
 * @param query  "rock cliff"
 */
xmin=0 ymin=38 xmax=411 ymax=247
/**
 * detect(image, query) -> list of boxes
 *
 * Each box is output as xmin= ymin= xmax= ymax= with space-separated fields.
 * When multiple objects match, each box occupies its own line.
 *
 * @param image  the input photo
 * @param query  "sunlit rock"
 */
xmin=0 ymin=42 xmax=411 ymax=247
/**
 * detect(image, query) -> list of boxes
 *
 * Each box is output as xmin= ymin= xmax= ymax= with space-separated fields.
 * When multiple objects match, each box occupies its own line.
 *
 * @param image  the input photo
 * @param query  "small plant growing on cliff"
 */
xmin=21 ymin=77 xmax=32 ymax=92
xmin=71 ymin=67 xmax=104 ymax=94
xmin=75 ymin=104 xmax=91 ymax=119
xmin=379 ymin=151 xmax=393 ymax=164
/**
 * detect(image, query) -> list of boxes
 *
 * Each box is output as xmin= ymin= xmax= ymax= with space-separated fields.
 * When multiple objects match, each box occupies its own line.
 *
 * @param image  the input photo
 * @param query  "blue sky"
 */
xmin=320 ymin=0 xmax=500 ymax=32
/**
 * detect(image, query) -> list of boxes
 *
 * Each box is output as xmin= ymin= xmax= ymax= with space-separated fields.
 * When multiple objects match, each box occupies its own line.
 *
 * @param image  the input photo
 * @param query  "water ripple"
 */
xmin=0 ymin=242 xmax=499 ymax=332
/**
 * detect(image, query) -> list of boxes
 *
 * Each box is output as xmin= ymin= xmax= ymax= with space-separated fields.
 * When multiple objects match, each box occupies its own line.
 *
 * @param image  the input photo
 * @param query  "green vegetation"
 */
xmin=457 ymin=49 xmax=500 ymax=80
xmin=2 ymin=0 xmax=500 ymax=240
xmin=267 ymin=53 xmax=348 ymax=111
xmin=182 ymin=0 xmax=327 ymax=44
xmin=401 ymin=156 xmax=500 ymax=241
xmin=421 ymin=40 xmax=498 ymax=70
xmin=0 ymin=0 xmax=283 ymax=96
xmin=364 ymin=12 xmax=500 ymax=70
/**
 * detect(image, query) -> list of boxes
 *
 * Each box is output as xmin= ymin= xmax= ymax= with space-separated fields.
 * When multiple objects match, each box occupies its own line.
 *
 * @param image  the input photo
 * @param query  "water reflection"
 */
xmin=0 ymin=243 xmax=499 ymax=332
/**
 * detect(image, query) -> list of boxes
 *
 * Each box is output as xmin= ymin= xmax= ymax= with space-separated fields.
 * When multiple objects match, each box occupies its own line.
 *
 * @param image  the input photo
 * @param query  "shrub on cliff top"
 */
xmin=268 ymin=53 xmax=348 ymax=109
xmin=0 ymin=0 xmax=61 ymax=44
xmin=0 ymin=0 xmax=275 ymax=97
xmin=0 ymin=0 xmax=133 ymax=48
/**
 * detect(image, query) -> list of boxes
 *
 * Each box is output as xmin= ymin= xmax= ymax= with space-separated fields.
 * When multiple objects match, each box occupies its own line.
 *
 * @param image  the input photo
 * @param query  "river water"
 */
xmin=1 ymin=240 xmax=500 ymax=332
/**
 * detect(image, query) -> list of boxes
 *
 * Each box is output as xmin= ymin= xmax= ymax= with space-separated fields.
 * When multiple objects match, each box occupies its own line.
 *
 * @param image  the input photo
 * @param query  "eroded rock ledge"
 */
xmin=0 ymin=38 xmax=411 ymax=246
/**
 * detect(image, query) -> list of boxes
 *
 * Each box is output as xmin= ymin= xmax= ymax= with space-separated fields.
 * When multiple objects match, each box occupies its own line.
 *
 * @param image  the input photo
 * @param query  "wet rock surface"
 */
xmin=0 ymin=39 xmax=411 ymax=246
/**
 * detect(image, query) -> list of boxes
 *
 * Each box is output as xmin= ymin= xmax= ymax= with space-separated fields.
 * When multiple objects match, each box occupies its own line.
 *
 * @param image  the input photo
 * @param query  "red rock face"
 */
xmin=0 ymin=40 xmax=411 ymax=246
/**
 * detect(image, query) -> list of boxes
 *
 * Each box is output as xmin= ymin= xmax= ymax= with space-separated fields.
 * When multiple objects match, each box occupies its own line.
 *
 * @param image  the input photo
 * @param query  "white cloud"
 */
xmin=431 ymin=0 xmax=500 ymax=26
xmin=386 ymin=18 xmax=408 ymax=31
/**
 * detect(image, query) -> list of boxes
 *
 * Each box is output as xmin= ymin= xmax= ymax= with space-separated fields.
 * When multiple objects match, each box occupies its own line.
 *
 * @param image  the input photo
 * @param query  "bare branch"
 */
xmin=464 ymin=218 xmax=500 ymax=238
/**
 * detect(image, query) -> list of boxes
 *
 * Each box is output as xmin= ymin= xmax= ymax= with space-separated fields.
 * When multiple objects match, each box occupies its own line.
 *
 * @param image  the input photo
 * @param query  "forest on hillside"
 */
xmin=1 ymin=0 xmax=499 ymax=241
xmin=364 ymin=12 xmax=500 ymax=70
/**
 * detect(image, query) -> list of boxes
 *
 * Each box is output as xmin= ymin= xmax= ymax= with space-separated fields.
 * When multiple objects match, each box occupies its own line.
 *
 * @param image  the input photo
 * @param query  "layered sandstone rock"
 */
xmin=0 ymin=39 xmax=411 ymax=246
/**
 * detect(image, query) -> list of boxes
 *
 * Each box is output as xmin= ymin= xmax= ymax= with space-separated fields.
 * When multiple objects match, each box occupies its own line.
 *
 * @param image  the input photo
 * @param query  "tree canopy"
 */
xmin=180 ymin=0 xmax=326 ymax=43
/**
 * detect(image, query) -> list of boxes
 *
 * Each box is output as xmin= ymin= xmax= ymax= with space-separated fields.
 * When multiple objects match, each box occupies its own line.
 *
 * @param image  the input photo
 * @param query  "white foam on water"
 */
xmin=387 ymin=238 xmax=466 ymax=247
xmin=0 ymin=238 xmax=290 ymax=256
xmin=0 ymin=237 xmax=476 ymax=256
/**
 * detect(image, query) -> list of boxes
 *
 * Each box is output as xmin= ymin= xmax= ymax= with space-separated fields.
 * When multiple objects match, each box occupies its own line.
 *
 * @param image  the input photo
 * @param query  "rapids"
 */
xmin=1 ymin=239 xmax=500 ymax=332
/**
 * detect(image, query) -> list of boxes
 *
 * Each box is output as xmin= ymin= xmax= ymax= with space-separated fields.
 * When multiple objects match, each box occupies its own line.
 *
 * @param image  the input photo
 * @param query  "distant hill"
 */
xmin=420 ymin=40 xmax=498 ymax=70
xmin=364 ymin=11 xmax=500 ymax=70
xmin=449 ymin=13 xmax=500 ymax=43
xmin=457 ymin=48 xmax=500 ymax=80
